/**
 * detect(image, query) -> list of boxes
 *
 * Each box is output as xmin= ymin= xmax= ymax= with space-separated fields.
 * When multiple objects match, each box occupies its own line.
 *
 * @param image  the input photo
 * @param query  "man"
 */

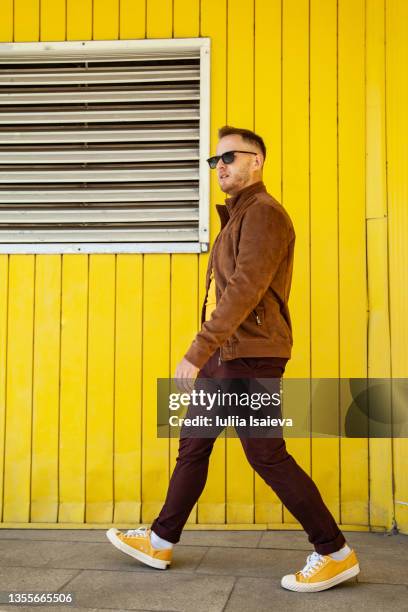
xmin=107 ymin=126 xmax=360 ymax=593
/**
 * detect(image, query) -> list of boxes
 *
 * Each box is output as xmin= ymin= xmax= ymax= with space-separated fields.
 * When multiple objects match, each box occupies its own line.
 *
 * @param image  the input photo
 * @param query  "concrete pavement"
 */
xmin=0 ymin=528 xmax=406 ymax=611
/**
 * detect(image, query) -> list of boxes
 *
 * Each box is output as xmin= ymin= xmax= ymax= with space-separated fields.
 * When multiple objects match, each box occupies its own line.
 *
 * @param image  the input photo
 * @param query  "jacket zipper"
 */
xmin=253 ymin=309 xmax=262 ymax=325
xmin=218 ymin=311 xmax=261 ymax=365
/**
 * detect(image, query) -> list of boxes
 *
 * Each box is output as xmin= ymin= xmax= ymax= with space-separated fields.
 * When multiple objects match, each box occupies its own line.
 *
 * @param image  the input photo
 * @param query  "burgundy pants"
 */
xmin=151 ymin=348 xmax=346 ymax=555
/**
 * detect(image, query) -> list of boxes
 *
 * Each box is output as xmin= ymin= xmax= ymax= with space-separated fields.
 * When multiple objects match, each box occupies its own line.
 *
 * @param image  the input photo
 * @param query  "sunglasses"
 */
xmin=206 ymin=150 xmax=258 ymax=169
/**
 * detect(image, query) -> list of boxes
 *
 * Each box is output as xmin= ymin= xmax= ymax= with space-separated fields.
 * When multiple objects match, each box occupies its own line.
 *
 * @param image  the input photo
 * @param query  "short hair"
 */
xmin=217 ymin=125 xmax=266 ymax=165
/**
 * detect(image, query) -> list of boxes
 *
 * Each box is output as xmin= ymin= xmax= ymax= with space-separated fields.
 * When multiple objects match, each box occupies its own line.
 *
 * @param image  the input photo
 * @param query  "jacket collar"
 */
xmin=216 ymin=180 xmax=266 ymax=229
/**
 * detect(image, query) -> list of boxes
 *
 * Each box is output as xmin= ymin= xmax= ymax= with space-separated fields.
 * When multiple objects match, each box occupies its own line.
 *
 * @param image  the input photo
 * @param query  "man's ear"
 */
xmin=254 ymin=154 xmax=263 ymax=169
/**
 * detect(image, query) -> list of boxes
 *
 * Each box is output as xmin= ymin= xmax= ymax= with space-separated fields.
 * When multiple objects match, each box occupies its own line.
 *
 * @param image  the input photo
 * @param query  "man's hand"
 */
xmin=175 ymin=357 xmax=199 ymax=394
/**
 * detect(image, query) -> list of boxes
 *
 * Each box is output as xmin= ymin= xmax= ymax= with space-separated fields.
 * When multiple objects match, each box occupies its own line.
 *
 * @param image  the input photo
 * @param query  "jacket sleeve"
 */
xmin=184 ymin=203 xmax=290 ymax=369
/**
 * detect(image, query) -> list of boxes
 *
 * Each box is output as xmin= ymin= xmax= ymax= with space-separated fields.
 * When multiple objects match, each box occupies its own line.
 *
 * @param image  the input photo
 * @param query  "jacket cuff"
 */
xmin=184 ymin=342 xmax=213 ymax=370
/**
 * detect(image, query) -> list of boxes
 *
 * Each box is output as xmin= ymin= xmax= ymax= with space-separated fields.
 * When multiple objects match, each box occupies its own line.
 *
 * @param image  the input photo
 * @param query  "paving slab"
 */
xmin=0 ymin=566 xmax=80 ymax=592
xmin=0 ymin=541 xmax=53 ymax=568
xmin=258 ymin=530 xmax=407 ymax=554
xmin=0 ymin=608 xmax=146 ymax=612
xmin=224 ymin=576 xmax=408 ymax=611
xmin=258 ymin=530 xmax=312 ymax=550
xmin=0 ymin=528 xmax=262 ymax=548
xmin=342 ymin=531 xmax=408 ymax=553
xmin=0 ymin=540 xmax=207 ymax=574
xmin=0 ymin=566 xmax=81 ymax=611
xmin=0 ymin=530 xmax=107 ymax=543
xmin=357 ymin=549 xmax=408 ymax=585
xmin=179 ymin=529 xmax=262 ymax=548
xmin=58 ymin=569 xmax=236 ymax=612
xmin=196 ymin=546 xmax=308 ymax=578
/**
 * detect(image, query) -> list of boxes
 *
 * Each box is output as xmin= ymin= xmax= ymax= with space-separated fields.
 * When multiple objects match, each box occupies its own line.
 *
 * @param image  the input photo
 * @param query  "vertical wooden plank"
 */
xmin=366 ymin=0 xmax=387 ymax=221
xmin=254 ymin=0 xmax=283 ymax=524
xmin=120 ymin=0 xmax=146 ymax=39
xmin=197 ymin=0 xmax=228 ymax=526
xmin=146 ymin=0 xmax=172 ymax=38
xmin=174 ymin=0 xmax=199 ymax=37
xmin=170 ymin=0 xmax=200 ymax=528
xmin=86 ymin=255 xmax=116 ymax=522
xmin=142 ymin=255 xmax=170 ymax=522
xmin=366 ymin=0 xmax=393 ymax=531
xmin=60 ymin=1 xmax=93 ymax=525
xmin=31 ymin=256 xmax=61 ymax=522
xmin=67 ymin=0 xmax=92 ymax=40
xmin=309 ymin=0 xmax=340 ymax=523
xmin=59 ymin=255 xmax=88 ymax=523
xmin=0 ymin=0 xmax=13 ymax=41
xmin=3 ymin=256 xmax=35 ymax=522
xmin=14 ymin=0 xmax=39 ymax=41
xmin=225 ymin=0 xmax=255 ymax=525
xmin=93 ymin=0 xmax=119 ymax=40
xmin=254 ymin=0 xmax=282 ymax=199
xmin=82 ymin=0 xmax=120 ymax=525
xmin=40 ymin=0 xmax=65 ymax=41
xmin=141 ymin=0 xmax=174 ymax=529
xmin=170 ymin=255 xmax=199 ymax=525
xmin=0 ymin=256 xmax=8 ymax=521
xmin=114 ymin=255 xmax=143 ymax=523
xmin=386 ymin=0 xmax=408 ymax=534
xmin=281 ymin=0 xmax=312 ymax=526
xmin=366 ymin=218 xmax=393 ymax=528
xmin=338 ymin=0 xmax=369 ymax=527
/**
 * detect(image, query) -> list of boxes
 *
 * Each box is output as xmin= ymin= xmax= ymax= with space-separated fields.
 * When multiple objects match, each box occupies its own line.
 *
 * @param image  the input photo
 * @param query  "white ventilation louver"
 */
xmin=0 ymin=39 xmax=210 ymax=253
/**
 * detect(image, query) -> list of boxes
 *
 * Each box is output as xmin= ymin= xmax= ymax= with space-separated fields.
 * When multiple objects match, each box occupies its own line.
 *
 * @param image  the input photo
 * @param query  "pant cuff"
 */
xmin=313 ymin=530 xmax=347 ymax=555
xmin=150 ymin=520 xmax=180 ymax=544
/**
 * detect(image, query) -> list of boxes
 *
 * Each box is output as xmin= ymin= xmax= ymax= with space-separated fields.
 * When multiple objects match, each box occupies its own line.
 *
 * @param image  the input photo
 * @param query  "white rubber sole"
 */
xmin=106 ymin=528 xmax=170 ymax=570
xmin=281 ymin=563 xmax=360 ymax=592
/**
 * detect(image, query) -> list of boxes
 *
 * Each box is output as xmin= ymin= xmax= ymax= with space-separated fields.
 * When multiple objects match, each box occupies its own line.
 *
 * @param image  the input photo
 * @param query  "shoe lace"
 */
xmin=123 ymin=527 xmax=149 ymax=538
xmin=300 ymin=551 xmax=325 ymax=577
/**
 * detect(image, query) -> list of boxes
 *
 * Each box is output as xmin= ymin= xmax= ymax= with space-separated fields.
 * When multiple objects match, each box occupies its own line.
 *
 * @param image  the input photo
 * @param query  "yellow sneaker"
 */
xmin=106 ymin=527 xmax=172 ymax=570
xmin=281 ymin=548 xmax=360 ymax=592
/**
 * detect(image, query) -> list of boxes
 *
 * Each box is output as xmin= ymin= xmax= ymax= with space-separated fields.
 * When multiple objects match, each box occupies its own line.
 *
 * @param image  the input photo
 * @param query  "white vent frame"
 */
xmin=0 ymin=38 xmax=211 ymax=254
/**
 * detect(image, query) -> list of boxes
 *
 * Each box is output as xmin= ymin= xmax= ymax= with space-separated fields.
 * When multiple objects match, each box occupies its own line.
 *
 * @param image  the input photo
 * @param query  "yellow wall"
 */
xmin=0 ymin=0 xmax=406 ymax=533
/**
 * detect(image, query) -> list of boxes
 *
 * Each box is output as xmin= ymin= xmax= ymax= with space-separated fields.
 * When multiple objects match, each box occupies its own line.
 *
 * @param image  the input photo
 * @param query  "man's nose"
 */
xmin=216 ymin=157 xmax=226 ymax=171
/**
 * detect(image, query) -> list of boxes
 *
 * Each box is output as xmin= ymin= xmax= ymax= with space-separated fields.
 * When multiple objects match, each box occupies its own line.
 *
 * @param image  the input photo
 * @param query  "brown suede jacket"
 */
xmin=184 ymin=180 xmax=295 ymax=370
